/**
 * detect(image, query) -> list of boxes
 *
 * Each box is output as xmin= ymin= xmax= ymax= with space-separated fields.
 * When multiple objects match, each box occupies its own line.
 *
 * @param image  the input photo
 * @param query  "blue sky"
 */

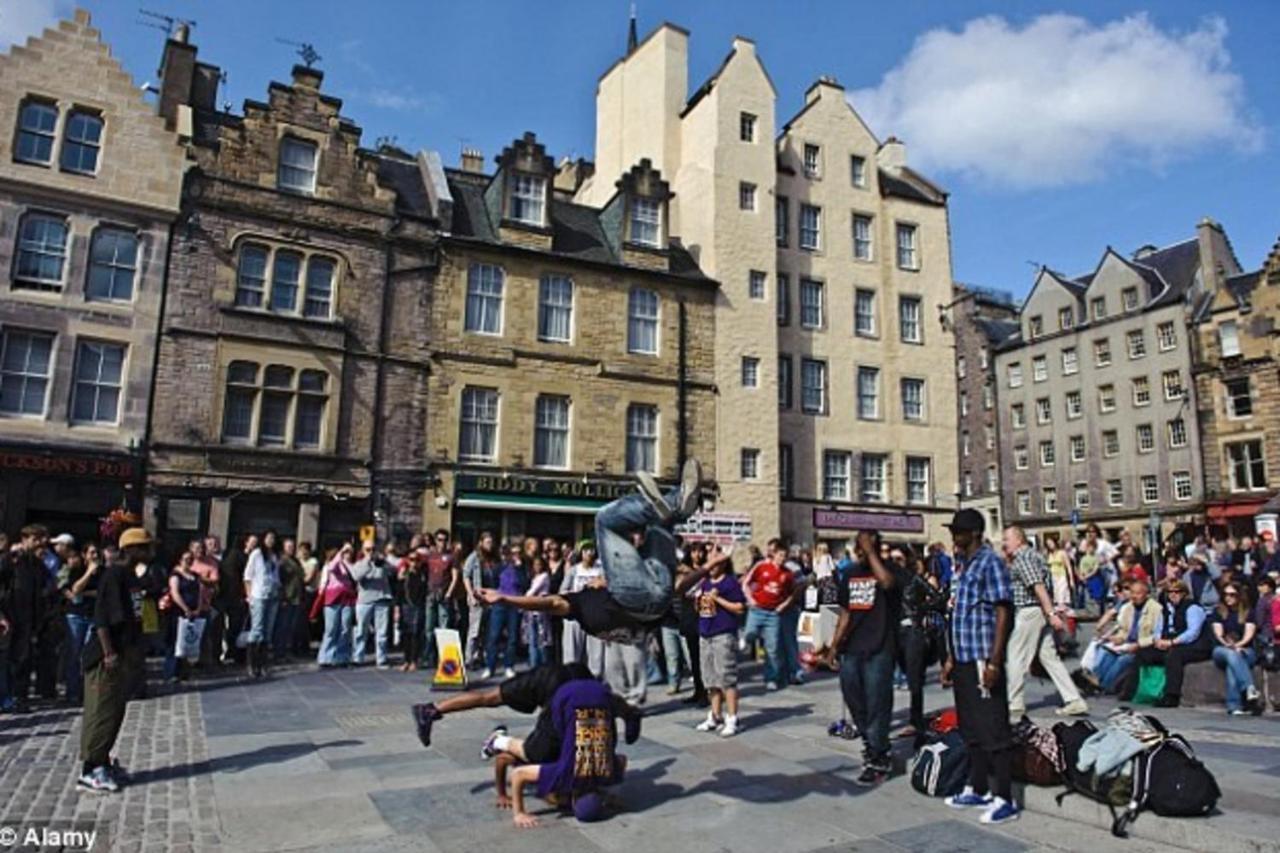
xmin=4 ymin=1 xmax=1277 ymax=295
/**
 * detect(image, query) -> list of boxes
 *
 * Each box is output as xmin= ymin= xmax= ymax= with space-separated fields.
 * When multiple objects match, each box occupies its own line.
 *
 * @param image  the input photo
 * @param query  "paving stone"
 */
xmin=880 ymin=819 xmax=1030 ymax=853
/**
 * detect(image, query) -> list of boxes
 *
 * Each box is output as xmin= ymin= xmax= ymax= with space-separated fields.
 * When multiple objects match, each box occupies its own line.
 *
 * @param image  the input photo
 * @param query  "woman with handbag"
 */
xmin=163 ymin=552 xmax=207 ymax=684
xmin=315 ymin=544 xmax=358 ymax=668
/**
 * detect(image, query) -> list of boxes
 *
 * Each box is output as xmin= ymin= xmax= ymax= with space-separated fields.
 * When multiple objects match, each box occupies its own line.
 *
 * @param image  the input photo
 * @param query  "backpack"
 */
xmin=1112 ymin=735 xmax=1220 ymax=835
xmin=1053 ymin=719 xmax=1135 ymax=835
xmin=909 ymin=730 xmax=969 ymax=798
xmin=1012 ymin=716 xmax=1063 ymax=786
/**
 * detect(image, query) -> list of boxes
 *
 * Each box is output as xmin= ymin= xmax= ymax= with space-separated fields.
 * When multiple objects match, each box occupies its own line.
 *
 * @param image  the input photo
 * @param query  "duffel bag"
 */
xmin=909 ymin=730 xmax=969 ymax=798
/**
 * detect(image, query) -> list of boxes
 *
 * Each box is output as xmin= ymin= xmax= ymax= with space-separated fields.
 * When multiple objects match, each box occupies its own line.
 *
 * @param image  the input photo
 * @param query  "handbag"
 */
xmin=175 ymin=616 xmax=207 ymax=660
xmin=1131 ymin=665 xmax=1167 ymax=705
xmin=1080 ymin=637 xmax=1102 ymax=672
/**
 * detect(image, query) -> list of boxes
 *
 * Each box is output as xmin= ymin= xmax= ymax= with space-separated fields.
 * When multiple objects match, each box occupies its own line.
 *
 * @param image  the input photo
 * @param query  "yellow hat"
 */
xmin=118 ymin=527 xmax=153 ymax=548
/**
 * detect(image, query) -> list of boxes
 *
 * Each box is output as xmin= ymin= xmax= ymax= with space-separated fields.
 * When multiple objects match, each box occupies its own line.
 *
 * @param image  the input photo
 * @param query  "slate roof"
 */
xmin=879 ymin=166 xmax=947 ymax=205
xmin=373 ymin=153 xmax=433 ymax=219
xmin=976 ymin=316 xmax=1020 ymax=348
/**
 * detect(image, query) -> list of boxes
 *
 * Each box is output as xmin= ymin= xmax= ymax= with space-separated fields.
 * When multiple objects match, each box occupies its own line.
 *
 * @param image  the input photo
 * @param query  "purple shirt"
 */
xmin=698 ymin=574 xmax=745 ymax=638
xmin=535 ymin=679 xmax=621 ymax=799
xmin=497 ymin=562 xmax=527 ymax=596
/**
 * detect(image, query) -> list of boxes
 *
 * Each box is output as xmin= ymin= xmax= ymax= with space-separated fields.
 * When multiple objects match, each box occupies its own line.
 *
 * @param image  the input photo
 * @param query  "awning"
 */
xmin=1206 ymin=502 xmax=1266 ymax=520
xmin=456 ymin=493 xmax=605 ymax=515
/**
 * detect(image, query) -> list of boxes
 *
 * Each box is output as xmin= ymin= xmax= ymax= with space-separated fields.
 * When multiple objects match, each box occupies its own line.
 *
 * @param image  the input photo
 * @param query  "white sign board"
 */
xmin=676 ymin=512 xmax=753 ymax=546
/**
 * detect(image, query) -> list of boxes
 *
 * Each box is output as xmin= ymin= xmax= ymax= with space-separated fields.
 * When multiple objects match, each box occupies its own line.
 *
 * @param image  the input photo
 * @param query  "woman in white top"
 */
xmin=559 ymin=542 xmax=606 ymax=676
xmin=242 ymin=530 xmax=281 ymax=679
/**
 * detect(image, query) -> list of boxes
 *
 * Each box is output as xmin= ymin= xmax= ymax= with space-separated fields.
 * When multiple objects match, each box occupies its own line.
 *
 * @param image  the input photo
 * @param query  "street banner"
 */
xmin=432 ymin=628 xmax=468 ymax=690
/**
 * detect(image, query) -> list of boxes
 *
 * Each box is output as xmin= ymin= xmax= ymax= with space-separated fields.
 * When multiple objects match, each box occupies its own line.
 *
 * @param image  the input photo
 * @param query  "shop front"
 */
xmin=1205 ymin=497 xmax=1273 ymax=540
xmin=812 ymin=507 xmax=927 ymax=554
xmin=0 ymin=443 xmax=143 ymax=541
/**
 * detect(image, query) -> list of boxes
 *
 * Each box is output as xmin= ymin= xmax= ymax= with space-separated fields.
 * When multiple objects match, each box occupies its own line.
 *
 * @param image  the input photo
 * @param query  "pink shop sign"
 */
xmin=813 ymin=508 xmax=924 ymax=534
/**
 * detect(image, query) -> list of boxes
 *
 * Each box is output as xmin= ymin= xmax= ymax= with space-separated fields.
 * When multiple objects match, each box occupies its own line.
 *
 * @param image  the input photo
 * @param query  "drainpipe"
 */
xmin=142 ymin=214 xmax=180 ymax=526
xmin=677 ymin=298 xmax=688 ymax=471
xmin=371 ymin=215 xmax=403 ymax=540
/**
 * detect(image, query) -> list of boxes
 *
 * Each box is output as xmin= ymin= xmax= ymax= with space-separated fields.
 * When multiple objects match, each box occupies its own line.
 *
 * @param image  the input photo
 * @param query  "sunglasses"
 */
xmin=1224 ymin=591 xmax=1239 ymax=597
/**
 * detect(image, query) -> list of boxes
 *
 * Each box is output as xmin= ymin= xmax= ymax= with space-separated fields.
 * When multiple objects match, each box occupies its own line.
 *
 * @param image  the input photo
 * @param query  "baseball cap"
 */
xmin=51 ymin=533 xmax=75 ymax=547
xmin=572 ymin=791 xmax=606 ymax=823
xmin=945 ymin=509 xmax=985 ymax=534
xmin=118 ymin=527 xmax=153 ymax=549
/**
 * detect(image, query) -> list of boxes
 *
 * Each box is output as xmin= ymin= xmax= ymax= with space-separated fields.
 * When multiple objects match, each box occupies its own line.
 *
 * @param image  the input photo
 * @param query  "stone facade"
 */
xmin=0 ymin=10 xmax=184 ymax=537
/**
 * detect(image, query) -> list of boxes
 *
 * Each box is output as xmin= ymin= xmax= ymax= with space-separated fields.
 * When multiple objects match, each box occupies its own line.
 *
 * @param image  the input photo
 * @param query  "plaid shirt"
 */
xmin=950 ymin=543 xmax=1014 ymax=664
xmin=1008 ymin=545 xmax=1050 ymax=609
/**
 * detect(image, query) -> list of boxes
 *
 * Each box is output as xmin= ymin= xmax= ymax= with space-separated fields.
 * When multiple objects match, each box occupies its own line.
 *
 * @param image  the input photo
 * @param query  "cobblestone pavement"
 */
xmin=3 ymin=653 xmax=1280 ymax=853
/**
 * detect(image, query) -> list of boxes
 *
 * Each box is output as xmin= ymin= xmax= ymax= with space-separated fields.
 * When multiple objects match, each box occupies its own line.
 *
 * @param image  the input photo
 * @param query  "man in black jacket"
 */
xmin=1 ymin=525 xmax=49 ymax=709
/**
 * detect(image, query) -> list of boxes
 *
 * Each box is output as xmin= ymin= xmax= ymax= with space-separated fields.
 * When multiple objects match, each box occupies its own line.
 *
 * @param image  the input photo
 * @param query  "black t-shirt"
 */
xmin=498 ymin=662 xmax=595 ymax=714
xmin=836 ymin=562 xmax=907 ymax=654
xmin=564 ymin=588 xmax=646 ymax=643
xmin=83 ymin=560 xmax=143 ymax=669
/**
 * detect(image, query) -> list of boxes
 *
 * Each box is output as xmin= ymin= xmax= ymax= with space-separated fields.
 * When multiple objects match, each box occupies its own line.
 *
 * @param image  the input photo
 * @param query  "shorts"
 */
xmin=498 ymin=663 xmax=591 ymax=714
xmin=523 ymin=710 xmax=559 ymax=764
xmin=699 ymin=631 xmax=738 ymax=690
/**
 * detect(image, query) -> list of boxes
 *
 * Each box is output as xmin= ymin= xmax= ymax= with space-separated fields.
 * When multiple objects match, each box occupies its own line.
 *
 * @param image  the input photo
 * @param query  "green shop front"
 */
xmin=444 ymin=472 xmax=636 ymax=548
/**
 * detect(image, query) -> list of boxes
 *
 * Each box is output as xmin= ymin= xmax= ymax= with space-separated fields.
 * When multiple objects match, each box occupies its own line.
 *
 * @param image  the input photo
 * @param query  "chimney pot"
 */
xmin=460 ymin=147 xmax=485 ymax=174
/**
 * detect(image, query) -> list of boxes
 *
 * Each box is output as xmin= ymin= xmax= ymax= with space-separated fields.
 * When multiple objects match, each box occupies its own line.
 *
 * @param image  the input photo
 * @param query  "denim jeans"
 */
xmin=318 ymin=604 xmax=354 ymax=665
xmin=486 ymin=603 xmax=520 ymax=671
xmin=423 ymin=597 xmax=452 ymax=667
xmin=273 ymin=602 xmax=299 ymax=656
xmin=779 ymin=606 xmax=802 ymax=684
xmin=353 ymin=601 xmax=391 ymax=665
xmin=64 ymin=613 xmax=94 ymax=704
xmin=247 ymin=598 xmax=279 ymax=645
xmin=1212 ymin=645 xmax=1257 ymax=711
xmin=595 ymin=489 xmax=684 ymax=621
xmin=839 ymin=643 xmax=895 ymax=761
xmin=401 ymin=603 xmax=425 ymax=667
xmin=743 ymin=608 xmax=784 ymax=685
xmin=1092 ymin=649 xmax=1134 ymax=692
xmin=660 ymin=625 xmax=688 ymax=684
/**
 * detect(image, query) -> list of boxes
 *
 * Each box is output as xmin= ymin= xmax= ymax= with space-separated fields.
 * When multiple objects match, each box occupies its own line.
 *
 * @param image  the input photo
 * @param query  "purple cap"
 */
xmin=573 ymin=792 xmax=605 ymax=823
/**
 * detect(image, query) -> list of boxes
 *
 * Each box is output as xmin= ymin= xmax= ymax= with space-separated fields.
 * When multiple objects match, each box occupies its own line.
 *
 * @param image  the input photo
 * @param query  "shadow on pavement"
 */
xmin=129 ymin=738 xmax=362 ymax=784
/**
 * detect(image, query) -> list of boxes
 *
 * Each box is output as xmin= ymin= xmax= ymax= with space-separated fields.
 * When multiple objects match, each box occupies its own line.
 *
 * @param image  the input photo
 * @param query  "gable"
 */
xmin=1085 ymin=250 xmax=1159 ymax=313
xmin=1020 ymin=268 xmax=1081 ymax=336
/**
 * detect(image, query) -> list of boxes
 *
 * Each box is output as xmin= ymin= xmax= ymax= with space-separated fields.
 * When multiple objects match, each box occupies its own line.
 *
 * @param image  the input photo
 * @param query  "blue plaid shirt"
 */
xmin=950 ymin=543 xmax=1013 ymax=664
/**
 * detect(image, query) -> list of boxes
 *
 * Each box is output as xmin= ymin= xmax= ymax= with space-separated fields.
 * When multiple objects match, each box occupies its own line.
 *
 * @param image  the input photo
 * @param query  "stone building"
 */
xmin=420 ymin=134 xmax=718 ymax=546
xmin=951 ymin=284 xmax=1019 ymax=535
xmin=0 ymin=11 xmax=185 ymax=538
xmin=994 ymin=221 xmax=1239 ymax=545
xmin=1192 ymin=228 xmax=1279 ymax=536
xmin=576 ymin=23 xmax=960 ymax=548
xmin=146 ymin=32 xmax=438 ymax=552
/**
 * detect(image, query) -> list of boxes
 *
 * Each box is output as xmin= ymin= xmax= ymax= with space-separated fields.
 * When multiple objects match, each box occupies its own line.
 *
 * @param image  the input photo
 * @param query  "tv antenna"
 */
xmin=137 ymin=8 xmax=196 ymax=37
xmin=277 ymin=38 xmax=322 ymax=68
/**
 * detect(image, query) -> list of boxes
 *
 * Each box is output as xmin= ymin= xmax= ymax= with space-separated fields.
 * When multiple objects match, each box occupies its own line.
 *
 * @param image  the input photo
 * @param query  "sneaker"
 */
xmin=677 ymin=458 xmax=703 ymax=518
xmin=945 ymin=787 xmax=995 ymax=809
xmin=375 ymin=663 xmax=391 ymax=671
xmin=719 ymin=715 xmax=739 ymax=737
xmin=76 ymin=766 xmax=119 ymax=794
xmin=666 ymin=680 xmax=681 ymax=696
xmin=1246 ymin=685 xmax=1261 ymax=702
xmin=411 ymin=702 xmax=443 ymax=748
xmin=1056 ymin=699 xmax=1090 ymax=717
xmin=504 ymin=667 xmax=516 ymax=678
xmin=1008 ymin=706 xmax=1027 ymax=720
xmin=855 ymin=764 xmax=888 ymax=787
xmin=980 ymin=797 xmax=1020 ymax=825
xmin=764 ymin=681 xmax=779 ymax=692
xmin=635 ymin=471 xmax=674 ymax=522
xmin=107 ymin=757 xmax=129 ymax=783
xmin=738 ymin=636 xmax=749 ymax=653
xmin=1230 ymin=708 xmax=1248 ymax=716
xmin=481 ymin=725 xmax=508 ymax=760
xmin=479 ymin=668 xmax=493 ymax=680
xmin=695 ymin=713 xmax=723 ymax=733
xmin=791 ymin=671 xmax=806 ymax=685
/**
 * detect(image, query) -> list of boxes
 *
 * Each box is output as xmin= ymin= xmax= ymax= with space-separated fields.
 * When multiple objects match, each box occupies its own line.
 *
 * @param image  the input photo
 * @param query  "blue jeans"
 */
xmin=486 ymin=603 xmax=520 ymax=671
xmin=64 ymin=613 xmax=94 ymax=703
xmin=423 ymin=597 xmax=452 ymax=667
xmin=1212 ymin=645 xmax=1257 ymax=711
xmin=744 ymin=608 xmax=784 ymax=685
xmin=780 ymin=606 xmax=802 ymax=683
xmin=661 ymin=625 xmax=688 ymax=684
xmin=273 ymin=603 xmax=300 ymax=656
xmin=318 ymin=604 xmax=354 ymax=665
xmin=1093 ymin=648 xmax=1134 ymax=692
xmin=595 ymin=489 xmax=685 ymax=621
xmin=354 ymin=601 xmax=391 ymax=665
xmin=839 ymin=643 xmax=896 ymax=761
xmin=247 ymin=598 xmax=279 ymax=645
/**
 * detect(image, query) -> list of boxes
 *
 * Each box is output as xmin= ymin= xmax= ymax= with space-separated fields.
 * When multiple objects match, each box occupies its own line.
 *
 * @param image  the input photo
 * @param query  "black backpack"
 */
xmin=1052 ymin=719 xmax=1135 ymax=835
xmin=1113 ymin=735 xmax=1220 ymax=834
xmin=909 ymin=730 xmax=969 ymax=798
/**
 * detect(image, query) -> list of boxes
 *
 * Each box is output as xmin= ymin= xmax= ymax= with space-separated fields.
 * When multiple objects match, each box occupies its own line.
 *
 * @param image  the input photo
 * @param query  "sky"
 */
xmin=3 ymin=0 xmax=1277 ymax=296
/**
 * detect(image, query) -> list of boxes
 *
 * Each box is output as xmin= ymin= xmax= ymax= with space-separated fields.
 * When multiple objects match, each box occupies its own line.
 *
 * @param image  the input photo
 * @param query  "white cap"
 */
xmin=51 ymin=533 xmax=75 ymax=547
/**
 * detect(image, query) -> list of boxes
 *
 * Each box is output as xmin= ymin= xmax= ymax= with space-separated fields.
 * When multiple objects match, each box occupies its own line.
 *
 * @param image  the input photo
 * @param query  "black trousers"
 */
xmin=896 ymin=624 xmax=937 ymax=731
xmin=953 ymin=659 xmax=1013 ymax=801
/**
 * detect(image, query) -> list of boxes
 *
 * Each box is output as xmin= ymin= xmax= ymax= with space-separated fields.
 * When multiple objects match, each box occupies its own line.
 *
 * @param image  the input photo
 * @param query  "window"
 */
xmin=740 ymin=448 xmax=760 ymax=480
xmin=1074 ymin=483 xmax=1091 ymax=510
xmin=775 ymin=197 xmax=788 ymax=246
xmin=738 ymin=182 xmax=757 ymax=211
xmin=1103 ymin=430 xmax=1120 ymax=457
xmin=857 ymin=366 xmax=880 ymax=419
xmin=799 ymin=204 xmax=821 ymax=250
xmin=861 ymin=454 xmax=887 ymax=503
xmin=854 ymin=289 xmax=876 ymax=336
xmin=749 ymin=270 xmax=766 ymax=301
xmin=1069 ymin=434 xmax=1085 ymax=462
xmin=1040 ymin=441 xmax=1055 ymax=467
xmin=957 ymin=356 xmax=967 ymax=379
xmin=525 ymin=397 xmax=569 ymax=470
xmin=800 ymin=279 xmax=824 ymax=328
xmin=1162 ymin=370 xmax=1184 ymax=401
xmin=1137 ymin=423 xmax=1155 ymax=453
xmin=234 ymin=244 xmax=268 ymax=308
xmin=1219 ymin=321 xmax=1241 ymax=358
xmin=70 ymin=341 xmax=125 ymax=424
xmin=294 ymin=370 xmax=328 ymax=448
xmin=256 ymin=367 xmax=294 ymax=447
xmin=986 ymin=464 xmax=998 ymax=494
xmin=15 ymin=100 xmax=57 ymax=164
xmin=1017 ymin=491 xmax=1031 ymax=516
xmin=303 ymin=257 xmax=335 ymax=319
xmin=850 ymin=155 xmax=867 ymax=187
xmin=537 ymin=275 xmax=574 ymax=342
xmin=852 ymin=214 xmax=873 ymax=260
xmin=1043 ymin=488 xmax=1058 ymax=514
xmin=465 ymin=263 xmax=505 ymax=335
xmin=801 ymin=359 xmax=827 ymax=414
xmin=458 ymin=387 xmax=500 ymax=462
xmin=902 ymin=378 xmax=924 ymax=421
xmin=1141 ymin=475 xmax=1159 ymax=504
xmin=1156 ymin=321 xmax=1177 ymax=351
xmin=983 ymin=381 xmax=994 ymax=410
xmin=277 ymin=137 xmax=318 ymax=193
xmin=220 ymin=361 xmax=257 ymax=442
xmin=1058 ymin=306 xmax=1073 ymax=330
xmin=961 ymin=431 xmax=970 ymax=456
xmin=741 ymin=356 xmax=760 ymax=388
xmin=1014 ymin=446 xmax=1029 ymax=470
xmin=1122 ymin=287 xmax=1139 ymax=312
xmin=1066 ymin=391 xmax=1082 ymax=419
xmin=625 ymin=404 xmax=659 ymax=473
xmin=221 ymin=361 xmax=329 ymax=450
xmin=84 ymin=228 xmax=139 ymax=302
xmin=1090 ymin=296 xmax=1107 ymax=321
xmin=269 ymin=251 xmax=302 ymax=313
xmin=60 ymin=110 xmax=102 ymax=174
xmin=1094 ymin=338 xmax=1111 ymax=367
xmin=1168 ymin=417 xmax=1187 ymax=449
xmin=803 ymin=143 xmax=821 ymax=177
xmin=778 ymin=355 xmax=792 ymax=409
xmin=899 ymin=295 xmax=922 ymax=343
xmin=1226 ymin=377 xmax=1252 ymax=418
xmin=1032 ymin=356 xmax=1047 ymax=382
xmin=823 ymin=451 xmax=850 ymax=500
xmin=1061 ymin=347 xmax=1078 ymax=375
xmin=14 ymin=213 xmax=69 ymax=291
xmin=629 ymin=197 xmax=661 ymax=247
xmin=906 ymin=457 xmax=930 ymax=504
xmin=0 ymin=330 xmax=53 ymax=416
xmin=1107 ymin=480 xmax=1124 ymax=506
xmin=1036 ymin=397 xmax=1051 ymax=424
xmin=1132 ymin=376 xmax=1150 ymax=406
xmin=1127 ymin=330 xmax=1146 ymax=359
xmin=232 ymin=246 xmax=333 ymax=318
xmin=960 ymin=392 xmax=969 ymax=416
xmin=1029 ymin=316 xmax=1043 ymax=339
xmin=776 ymin=274 xmax=791 ymax=325
xmin=1011 ymin=403 xmax=1025 ymax=429
xmin=1099 ymin=384 xmax=1116 ymax=412
xmin=627 ymin=289 xmax=659 ymax=354
xmin=739 ymin=112 xmax=757 ymax=143
xmin=896 ymin=223 xmax=918 ymax=270
xmin=510 ymin=173 xmax=546 ymax=225
xmin=1173 ymin=471 xmax=1193 ymax=501
xmin=779 ymin=444 xmax=794 ymax=497
xmin=1227 ymin=440 xmax=1267 ymax=491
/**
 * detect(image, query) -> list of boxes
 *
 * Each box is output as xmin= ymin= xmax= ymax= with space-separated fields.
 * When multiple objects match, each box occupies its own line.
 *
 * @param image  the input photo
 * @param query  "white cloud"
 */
xmin=0 ymin=0 xmax=65 ymax=49
xmin=850 ymin=13 xmax=1263 ymax=189
xmin=361 ymin=88 xmax=443 ymax=113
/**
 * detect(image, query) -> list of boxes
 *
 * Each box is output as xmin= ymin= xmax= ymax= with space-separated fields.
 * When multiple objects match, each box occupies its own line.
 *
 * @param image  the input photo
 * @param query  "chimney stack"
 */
xmin=878 ymin=136 xmax=907 ymax=172
xmin=292 ymin=65 xmax=324 ymax=90
xmin=157 ymin=31 xmax=198 ymax=130
xmin=460 ymin=147 xmax=485 ymax=174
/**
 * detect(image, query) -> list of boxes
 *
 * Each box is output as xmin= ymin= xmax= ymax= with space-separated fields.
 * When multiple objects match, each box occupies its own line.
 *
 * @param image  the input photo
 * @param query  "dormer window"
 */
xmin=1029 ymin=315 xmax=1043 ymax=339
xmin=278 ymin=137 xmax=318 ymax=193
xmin=510 ymin=173 xmax=547 ymax=226
xmin=629 ymin=197 xmax=661 ymax=247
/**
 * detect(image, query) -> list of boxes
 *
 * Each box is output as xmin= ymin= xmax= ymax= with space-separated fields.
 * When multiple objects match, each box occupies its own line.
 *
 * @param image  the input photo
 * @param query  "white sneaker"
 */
xmin=634 ymin=471 xmax=674 ymax=522
xmin=695 ymin=713 xmax=723 ymax=733
xmin=504 ymin=667 xmax=516 ymax=678
xmin=1246 ymin=685 xmax=1261 ymax=702
xmin=1055 ymin=699 xmax=1089 ymax=716
xmin=479 ymin=668 xmax=493 ymax=680
xmin=719 ymin=715 xmax=739 ymax=737
xmin=764 ymin=682 xmax=779 ymax=692
xmin=677 ymin=458 xmax=704 ymax=518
